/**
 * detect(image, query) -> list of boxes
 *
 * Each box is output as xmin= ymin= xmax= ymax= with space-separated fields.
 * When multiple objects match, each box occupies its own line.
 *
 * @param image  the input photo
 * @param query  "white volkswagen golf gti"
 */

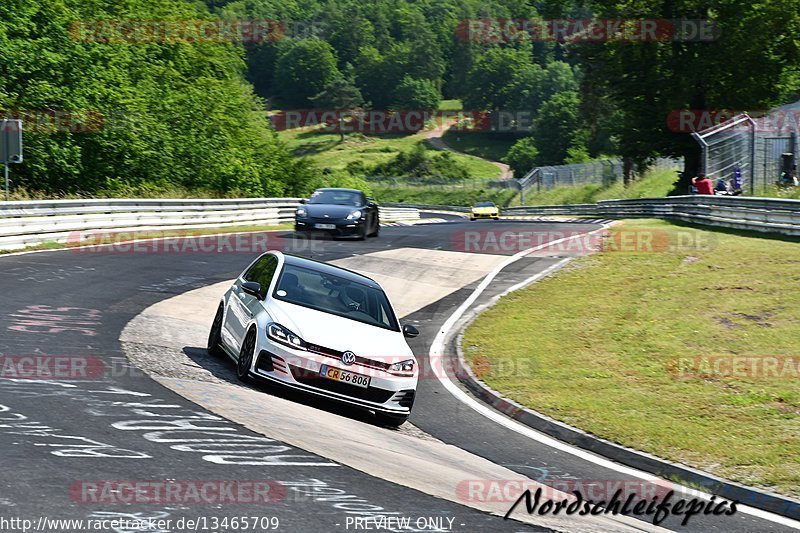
xmin=208 ymin=251 xmax=419 ymax=426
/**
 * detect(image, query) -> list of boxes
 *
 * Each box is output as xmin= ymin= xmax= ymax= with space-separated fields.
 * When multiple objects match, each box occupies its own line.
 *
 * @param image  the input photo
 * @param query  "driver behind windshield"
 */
xmin=308 ymin=191 xmax=361 ymax=206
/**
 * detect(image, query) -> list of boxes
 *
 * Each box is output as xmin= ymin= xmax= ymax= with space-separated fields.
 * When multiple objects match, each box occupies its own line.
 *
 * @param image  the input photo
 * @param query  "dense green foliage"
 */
xmin=3 ymin=0 xmax=799 ymax=197
xmin=0 ymin=0 xmax=316 ymax=197
xmin=371 ymin=144 xmax=471 ymax=180
xmin=573 ymin=0 xmax=800 ymax=189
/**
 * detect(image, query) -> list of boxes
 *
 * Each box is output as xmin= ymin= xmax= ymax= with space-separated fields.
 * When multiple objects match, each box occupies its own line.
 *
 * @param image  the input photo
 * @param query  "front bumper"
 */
xmin=251 ymin=334 xmax=417 ymax=415
xmin=295 ymin=218 xmax=365 ymax=237
xmin=471 ymin=211 xmax=499 ymax=219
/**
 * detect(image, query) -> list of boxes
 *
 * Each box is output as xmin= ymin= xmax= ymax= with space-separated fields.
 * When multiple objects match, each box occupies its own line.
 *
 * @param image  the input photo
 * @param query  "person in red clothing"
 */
xmin=692 ymin=174 xmax=714 ymax=195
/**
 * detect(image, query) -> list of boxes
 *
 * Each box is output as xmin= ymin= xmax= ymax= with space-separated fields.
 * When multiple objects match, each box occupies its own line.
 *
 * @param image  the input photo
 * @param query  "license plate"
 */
xmin=320 ymin=365 xmax=370 ymax=388
xmin=314 ymin=223 xmax=336 ymax=230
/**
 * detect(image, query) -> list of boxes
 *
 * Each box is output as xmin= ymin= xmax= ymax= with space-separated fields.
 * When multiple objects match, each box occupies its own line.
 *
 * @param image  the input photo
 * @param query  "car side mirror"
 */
xmin=402 ymin=324 xmax=419 ymax=338
xmin=241 ymin=281 xmax=263 ymax=300
xmin=299 ymin=199 xmax=306 ymax=204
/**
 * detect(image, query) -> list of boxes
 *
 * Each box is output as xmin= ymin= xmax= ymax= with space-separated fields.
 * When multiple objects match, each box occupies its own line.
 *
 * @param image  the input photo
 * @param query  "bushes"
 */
xmin=371 ymin=144 xmax=470 ymax=180
xmin=0 ymin=0 xmax=313 ymax=198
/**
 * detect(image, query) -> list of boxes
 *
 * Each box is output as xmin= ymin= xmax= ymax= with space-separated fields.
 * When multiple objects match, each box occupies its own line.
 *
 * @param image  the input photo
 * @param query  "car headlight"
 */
xmin=296 ymin=207 xmax=307 ymax=218
xmin=389 ymin=359 xmax=415 ymax=376
xmin=346 ymin=210 xmax=362 ymax=220
xmin=267 ymin=323 xmax=306 ymax=350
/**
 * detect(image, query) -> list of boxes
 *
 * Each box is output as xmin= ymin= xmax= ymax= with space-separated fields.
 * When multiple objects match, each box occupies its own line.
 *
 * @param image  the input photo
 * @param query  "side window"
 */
xmin=255 ymin=256 xmax=279 ymax=298
xmin=244 ymin=256 xmax=267 ymax=282
xmin=244 ymin=254 xmax=279 ymax=296
xmin=359 ymin=193 xmax=366 ymax=206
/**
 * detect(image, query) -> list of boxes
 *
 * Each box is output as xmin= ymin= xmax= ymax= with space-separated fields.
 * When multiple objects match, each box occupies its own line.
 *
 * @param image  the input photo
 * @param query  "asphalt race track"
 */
xmin=0 ymin=214 xmax=796 ymax=533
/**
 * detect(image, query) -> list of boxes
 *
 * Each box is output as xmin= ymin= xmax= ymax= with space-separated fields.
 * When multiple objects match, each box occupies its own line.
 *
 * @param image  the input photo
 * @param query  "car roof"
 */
xmin=315 ymin=188 xmax=363 ymax=194
xmin=280 ymin=253 xmax=381 ymax=289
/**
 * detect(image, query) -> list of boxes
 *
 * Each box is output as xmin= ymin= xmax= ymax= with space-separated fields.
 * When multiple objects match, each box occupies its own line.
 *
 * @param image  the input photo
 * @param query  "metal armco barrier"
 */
xmin=0 ymin=198 xmax=420 ymax=250
xmin=502 ymin=195 xmax=800 ymax=236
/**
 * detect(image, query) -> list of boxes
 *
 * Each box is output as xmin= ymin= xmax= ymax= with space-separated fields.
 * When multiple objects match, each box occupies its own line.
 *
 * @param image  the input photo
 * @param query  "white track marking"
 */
xmin=429 ymin=227 xmax=800 ymax=529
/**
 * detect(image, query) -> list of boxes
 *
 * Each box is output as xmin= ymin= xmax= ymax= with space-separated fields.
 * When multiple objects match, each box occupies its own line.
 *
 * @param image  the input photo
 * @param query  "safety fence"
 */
xmin=0 ymin=198 xmax=420 ymax=250
xmin=693 ymin=104 xmax=800 ymax=195
xmin=518 ymin=158 xmax=682 ymax=194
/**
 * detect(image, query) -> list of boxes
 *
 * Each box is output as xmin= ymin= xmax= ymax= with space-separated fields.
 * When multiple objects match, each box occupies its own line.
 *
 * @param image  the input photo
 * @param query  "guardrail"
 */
xmin=502 ymin=195 xmax=800 ymax=236
xmin=0 ymin=199 xmax=420 ymax=251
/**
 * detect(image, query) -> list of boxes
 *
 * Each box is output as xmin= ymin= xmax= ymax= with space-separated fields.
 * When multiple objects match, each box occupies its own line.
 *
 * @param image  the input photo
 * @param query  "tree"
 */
xmin=311 ymin=68 xmax=366 ymax=142
xmin=504 ymin=137 xmax=539 ymax=179
xmin=534 ymin=91 xmax=588 ymax=165
xmin=391 ymin=76 xmax=441 ymax=110
xmin=463 ymin=47 xmax=535 ymax=110
xmin=273 ymin=38 xmax=341 ymax=107
xmin=575 ymin=0 xmax=800 ymax=192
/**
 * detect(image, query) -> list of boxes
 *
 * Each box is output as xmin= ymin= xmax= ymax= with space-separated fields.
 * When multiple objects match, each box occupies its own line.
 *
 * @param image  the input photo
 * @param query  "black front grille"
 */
xmin=306 ymin=343 xmax=391 ymax=371
xmin=256 ymin=350 xmax=274 ymax=373
xmin=396 ymin=390 xmax=416 ymax=408
xmin=289 ymin=365 xmax=395 ymax=403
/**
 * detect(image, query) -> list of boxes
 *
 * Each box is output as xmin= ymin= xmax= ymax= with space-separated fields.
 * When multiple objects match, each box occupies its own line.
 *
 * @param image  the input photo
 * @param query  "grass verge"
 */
xmin=462 ymin=219 xmax=800 ymax=497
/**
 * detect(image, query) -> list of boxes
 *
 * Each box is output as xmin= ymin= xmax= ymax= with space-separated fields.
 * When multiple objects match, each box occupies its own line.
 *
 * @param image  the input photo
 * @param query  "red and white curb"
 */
xmin=381 ymin=218 xmax=450 ymax=227
xmin=500 ymin=215 xmax=615 ymax=224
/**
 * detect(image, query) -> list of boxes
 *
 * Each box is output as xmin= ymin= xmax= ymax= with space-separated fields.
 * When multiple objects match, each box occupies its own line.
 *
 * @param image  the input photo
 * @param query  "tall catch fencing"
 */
xmin=693 ymin=102 xmax=800 ymax=195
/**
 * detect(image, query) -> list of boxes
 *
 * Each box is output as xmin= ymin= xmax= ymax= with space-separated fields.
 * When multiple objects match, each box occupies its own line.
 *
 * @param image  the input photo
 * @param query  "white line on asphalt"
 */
xmin=429 ymin=226 xmax=800 ymax=530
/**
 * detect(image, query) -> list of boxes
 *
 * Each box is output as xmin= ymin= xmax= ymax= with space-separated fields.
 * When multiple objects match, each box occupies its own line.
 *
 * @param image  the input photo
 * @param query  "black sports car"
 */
xmin=294 ymin=188 xmax=380 ymax=239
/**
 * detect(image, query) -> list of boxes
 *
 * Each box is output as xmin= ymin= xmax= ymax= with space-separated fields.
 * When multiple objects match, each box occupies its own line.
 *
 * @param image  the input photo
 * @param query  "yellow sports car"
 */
xmin=470 ymin=201 xmax=499 ymax=220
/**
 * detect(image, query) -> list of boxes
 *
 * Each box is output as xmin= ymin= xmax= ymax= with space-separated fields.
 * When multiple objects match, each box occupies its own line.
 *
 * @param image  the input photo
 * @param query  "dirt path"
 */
xmin=425 ymin=120 xmax=514 ymax=180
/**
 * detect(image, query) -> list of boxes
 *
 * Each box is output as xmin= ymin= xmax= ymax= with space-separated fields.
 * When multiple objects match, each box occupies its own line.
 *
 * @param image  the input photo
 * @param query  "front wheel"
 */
xmin=207 ymin=304 xmax=225 ymax=357
xmin=236 ymin=328 xmax=256 ymax=382
xmin=369 ymin=216 xmax=380 ymax=237
xmin=356 ymin=223 xmax=367 ymax=241
xmin=374 ymin=412 xmax=409 ymax=428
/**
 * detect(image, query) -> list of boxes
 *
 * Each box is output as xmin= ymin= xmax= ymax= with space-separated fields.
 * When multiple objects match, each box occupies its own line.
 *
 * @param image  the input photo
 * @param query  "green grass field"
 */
xmin=277 ymin=125 xmax=501 ymax=179
xmin=462 ymin=219 xmax=800 ymax=497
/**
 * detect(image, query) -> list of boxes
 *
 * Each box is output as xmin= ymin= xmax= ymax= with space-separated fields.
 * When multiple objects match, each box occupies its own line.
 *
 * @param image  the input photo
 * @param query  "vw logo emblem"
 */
xmin=341 ymin=351 xmax=356 ymax=366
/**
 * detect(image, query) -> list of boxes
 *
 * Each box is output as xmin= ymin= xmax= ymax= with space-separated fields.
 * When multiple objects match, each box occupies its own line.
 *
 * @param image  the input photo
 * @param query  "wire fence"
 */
xmin=521 ymin=157 xmax=681 ymax=192
xmin=693 ymin=102 xmax=800 ymax=195
xmin=364 ymin=175 xmax=518 ymax=191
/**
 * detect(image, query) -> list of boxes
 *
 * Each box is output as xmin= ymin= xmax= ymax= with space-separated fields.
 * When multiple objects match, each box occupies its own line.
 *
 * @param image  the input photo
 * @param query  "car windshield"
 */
xmin=273 ymin=264 xmax=399 ymax=331
xmin=308 ymin=190 xmax=361 ymax=206
xmin=475 ymin=202 xmax=495 ymax=207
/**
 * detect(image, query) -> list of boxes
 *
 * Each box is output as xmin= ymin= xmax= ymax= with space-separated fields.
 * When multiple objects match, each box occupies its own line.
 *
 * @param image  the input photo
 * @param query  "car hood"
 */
xmin=303 ymin=203 xmax=360 ymax=219
xmin=265 ymin=299 xmax=414 ymax=361
xmin=472 ymin=207 xmax=498 ymax=213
